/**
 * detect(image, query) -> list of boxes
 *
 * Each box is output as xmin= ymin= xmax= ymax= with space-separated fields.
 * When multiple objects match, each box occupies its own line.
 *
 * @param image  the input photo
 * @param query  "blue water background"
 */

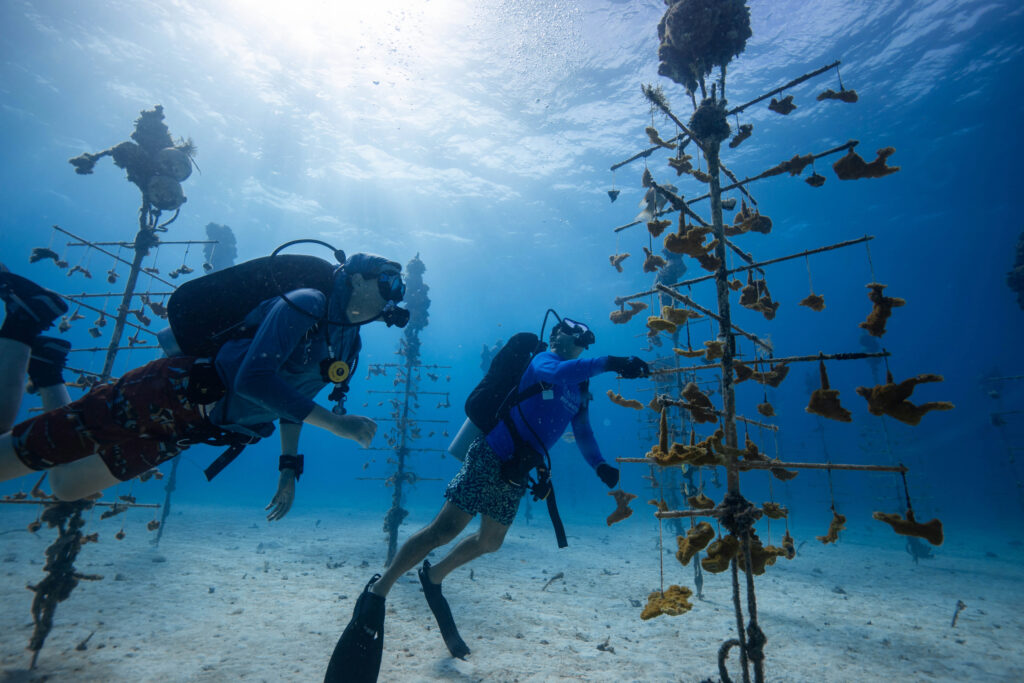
xmin=1 ymin=0 xmax=1022 ymax=551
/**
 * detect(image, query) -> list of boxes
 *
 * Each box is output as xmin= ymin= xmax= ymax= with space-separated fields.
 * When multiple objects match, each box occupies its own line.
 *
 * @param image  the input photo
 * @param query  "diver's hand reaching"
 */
xmin=332 ymin=414 xmax=377 ymax=447
xmin=596 ymin=463 xmax=620 ymax=488
xmin=606 ymin=356 xmax=650 ymax=379
xmin=266 ymin=469 xmax=296 ymax=521
xmin=304 ymin=405 xmax=377 ymax=446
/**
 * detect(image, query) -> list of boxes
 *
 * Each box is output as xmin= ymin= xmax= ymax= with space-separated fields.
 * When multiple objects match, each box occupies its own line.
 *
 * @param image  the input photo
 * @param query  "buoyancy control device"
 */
xmin=156 ymin=239 xmax=401 ymax=479
xmin=449 ymin=310 xmax=582 ymax=548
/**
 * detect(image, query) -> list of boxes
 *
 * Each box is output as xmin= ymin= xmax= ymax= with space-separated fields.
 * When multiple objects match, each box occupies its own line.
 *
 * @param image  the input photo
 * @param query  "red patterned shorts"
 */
xmin=12 ymin=356 xmax=207 ymax=481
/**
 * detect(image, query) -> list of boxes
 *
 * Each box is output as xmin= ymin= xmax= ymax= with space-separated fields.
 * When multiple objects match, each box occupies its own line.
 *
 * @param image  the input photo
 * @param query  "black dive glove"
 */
xmin=596 ymin=463 xmax=620 ymax=489
xmin=606 ymin=356 xmax=650 ymax=379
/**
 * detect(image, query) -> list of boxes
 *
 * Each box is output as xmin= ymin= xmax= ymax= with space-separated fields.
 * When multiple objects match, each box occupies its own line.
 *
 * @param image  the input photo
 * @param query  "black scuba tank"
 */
xmin=464 ymin=331 xmax=547 ymax=434
xmin=164 ymin=254 xmax=336 ymax=357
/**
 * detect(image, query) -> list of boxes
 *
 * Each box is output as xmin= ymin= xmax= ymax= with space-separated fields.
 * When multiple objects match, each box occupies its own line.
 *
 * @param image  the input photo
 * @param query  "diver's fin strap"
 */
xmin=203 ymin=443 xmax=247 ymax=481
xmin=419 ymin=562 xmax=470 ymax=659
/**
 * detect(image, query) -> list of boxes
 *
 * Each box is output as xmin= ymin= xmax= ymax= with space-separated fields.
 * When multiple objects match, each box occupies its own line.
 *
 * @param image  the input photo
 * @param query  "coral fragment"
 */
xmin=688 ymin=492 xmax=715 ymax=510
xmin=646 ymin=126 xmax=677 ymax=150
xmin=816 ymin=510 xmax=846 ymax=544
xmin=800 ymin=293 xmax=826 ymax=312
xmin=676 ymin=522 xmax=715 ymax=566
xmin=833 ymin=147 xmax=900 ymax=180
xmin=610 ymin=301 xmax=648 ymax=324
xmin=768 ymin=95 xmax=797 ymax=115
xmin=643 ymin=247 xmax=667 ymax=273
xmin=609 ymin=252 xmax=630 ymax=272
xmin=682 ymin=382 xmax=717 ymax=423
xmin=729 ymin=123 xmax=753 ymax=148
xmin=607 ymin=390 xmax=644 ymax=411
xmin=647 ymin=219 xmax=672 ymax=238
xmin=858 ymin=282 xmax=904 ymax=338
xmin=647 ymin=316 xmax=678 ymax=334
xmin=701 ymin=535 xmax=740 ymax=573
xmin=817 ymin=88 xmax=858 ymax=103
xmin=607 ymin=490 xmax=638 ymax=526
xmin=854 ymin=372 xmax=954 ymax=426
xmin=641 ymin=584 xmax=694 ymax=620
xmin=806 ymin=360 xmax=852 ymax=422
xmin=872 ymin=509 xmax=943 ymax=546
xmin=805 ymin=172 xmax=826 ymax=187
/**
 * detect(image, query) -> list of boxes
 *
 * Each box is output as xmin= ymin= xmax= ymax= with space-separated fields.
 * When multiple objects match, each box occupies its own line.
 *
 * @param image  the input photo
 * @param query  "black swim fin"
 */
xmin=418 ymin=560 xmax=471 ymax=659
xmin=324 ymin=575 xmax=385 ymax=683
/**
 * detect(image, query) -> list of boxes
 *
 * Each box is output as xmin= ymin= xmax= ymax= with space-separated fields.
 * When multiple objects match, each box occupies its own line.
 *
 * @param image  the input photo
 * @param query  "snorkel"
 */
xmin=539 ymin=308 xmax=562 ymax=341
xmin=540 ymin=308 xmax=595 ymax=349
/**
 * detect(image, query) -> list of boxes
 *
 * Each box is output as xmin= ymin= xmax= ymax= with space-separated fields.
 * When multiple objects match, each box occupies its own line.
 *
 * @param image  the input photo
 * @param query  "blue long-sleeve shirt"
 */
xmin=486 ymin=351 xmax=610 ymax=470
xmin=207 ymin=288 xmax=359 ymax=437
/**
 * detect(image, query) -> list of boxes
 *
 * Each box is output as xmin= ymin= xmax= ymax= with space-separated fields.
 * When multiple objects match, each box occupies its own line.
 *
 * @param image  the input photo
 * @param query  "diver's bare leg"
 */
xmin=371 ymin=501 xmax=473 ymax=597
xmin=0 ymin=338 xmax=30 ymax=432
xmin=0 ymin=432 xmax=32 ymax=482
xmin=36 ymin=382 xmax=116 ymax=500
xmin=48 ymin=455 xmax=120 ymax=501
xmin=0 ymin=272 xmax=68 ymax=429
xmin=38 ymin=384 xmax=70 ymax=412
xmin=427 ymin=513 xmax=511 ymax=584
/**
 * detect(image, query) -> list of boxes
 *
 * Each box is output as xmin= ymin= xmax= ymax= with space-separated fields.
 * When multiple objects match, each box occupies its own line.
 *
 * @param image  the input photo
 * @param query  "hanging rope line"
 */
xmin=864 ymin=240 xmax=878 ymax=282
xmin=654 ymin=284 xmax=773 ymax=353
xmin=55 ymin=225 xmax=179 ymax=289
xmin=610 ymin=140 xmax=856 ymax=234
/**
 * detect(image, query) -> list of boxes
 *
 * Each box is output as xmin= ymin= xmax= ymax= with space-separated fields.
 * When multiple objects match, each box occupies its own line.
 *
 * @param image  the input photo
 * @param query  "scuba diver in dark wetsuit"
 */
xmin=326 ymin=314 xmax=649 ymax=682
xmin=0 ymin=254 xmax=408 ymax=519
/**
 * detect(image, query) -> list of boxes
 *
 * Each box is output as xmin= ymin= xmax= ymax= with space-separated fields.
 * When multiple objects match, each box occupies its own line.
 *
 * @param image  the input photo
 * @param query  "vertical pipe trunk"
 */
xmin=100 ymin=227 xmax=153 ymax=381
xmin=153 ymin=455 xmax=179 ymax=547
xmin=705 ymin=140 xmax=740 ymax=493
xmin=386 ymin=353 xmax=415 ymax=565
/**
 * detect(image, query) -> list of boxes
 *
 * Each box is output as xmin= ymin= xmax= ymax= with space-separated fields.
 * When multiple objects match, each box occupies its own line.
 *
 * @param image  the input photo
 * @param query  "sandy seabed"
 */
xmin=0 ymin=503 xmax=1021 ymax=683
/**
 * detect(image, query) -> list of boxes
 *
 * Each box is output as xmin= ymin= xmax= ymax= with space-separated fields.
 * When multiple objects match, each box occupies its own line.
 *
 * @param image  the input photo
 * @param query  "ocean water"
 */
xmin=1 ymin=1 xmax=1022 ymax=681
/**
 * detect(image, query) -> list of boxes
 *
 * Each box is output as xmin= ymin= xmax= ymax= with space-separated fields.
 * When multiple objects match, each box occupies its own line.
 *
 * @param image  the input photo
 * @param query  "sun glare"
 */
xmin=224 ymin=0 xmax=466 ymax=58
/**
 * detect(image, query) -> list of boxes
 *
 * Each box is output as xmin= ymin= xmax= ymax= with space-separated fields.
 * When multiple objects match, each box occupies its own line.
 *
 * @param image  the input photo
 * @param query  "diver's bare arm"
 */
xmin=266 ymin=421 xmax=302 ymax=521
xmin=303 ymin=404 xmax=377 ymax=447
xmin=280 ymin=421 xmax=301 ymax=455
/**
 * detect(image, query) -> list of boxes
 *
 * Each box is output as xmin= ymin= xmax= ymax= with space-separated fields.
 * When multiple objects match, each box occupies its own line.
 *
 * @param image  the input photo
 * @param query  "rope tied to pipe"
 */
xmin=717 ymin=491 xmax=761 ymax=538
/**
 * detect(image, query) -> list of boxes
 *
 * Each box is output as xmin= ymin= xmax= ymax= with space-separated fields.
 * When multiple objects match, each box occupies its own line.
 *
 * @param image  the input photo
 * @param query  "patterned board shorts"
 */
xmin=444 ymin=436 xmax=526 ymax=526
xmin=12 ymin=356 xmax=206 ymax=481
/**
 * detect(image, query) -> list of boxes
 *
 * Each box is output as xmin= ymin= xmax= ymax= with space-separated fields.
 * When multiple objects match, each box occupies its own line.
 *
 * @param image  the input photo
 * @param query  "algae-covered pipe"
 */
xmin=100 ymin=224 xmax=157 ymax=381
xmin=705 ymin=137 xmax=741 ymax=494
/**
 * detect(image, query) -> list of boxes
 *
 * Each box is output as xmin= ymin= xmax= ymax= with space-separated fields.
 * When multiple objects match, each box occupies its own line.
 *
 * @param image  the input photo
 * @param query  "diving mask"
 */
xmin=555 ymin=318 xmax=595 ymax=348
xmin=377 ymin=270 xmax=406 ymax=303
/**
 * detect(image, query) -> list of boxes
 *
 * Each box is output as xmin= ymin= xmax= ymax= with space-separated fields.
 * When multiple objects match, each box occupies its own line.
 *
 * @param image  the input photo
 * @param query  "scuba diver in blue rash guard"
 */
xmin=487 ymin=337 xmax=614 ymax=488
xmin=0 ymin=253 xmax=408 ymax=521
xmin=325 ymin=313 xmax=649 ymax=682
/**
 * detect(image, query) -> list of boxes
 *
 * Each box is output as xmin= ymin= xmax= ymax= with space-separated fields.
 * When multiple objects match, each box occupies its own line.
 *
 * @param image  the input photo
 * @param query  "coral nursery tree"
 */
xmin=358 ymin=255 xmax=452 ymax=564
xmin=2 ymin=106 xmax=207 ymax=669
xmin=605 ymin=2 xmax=952 ymax=682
